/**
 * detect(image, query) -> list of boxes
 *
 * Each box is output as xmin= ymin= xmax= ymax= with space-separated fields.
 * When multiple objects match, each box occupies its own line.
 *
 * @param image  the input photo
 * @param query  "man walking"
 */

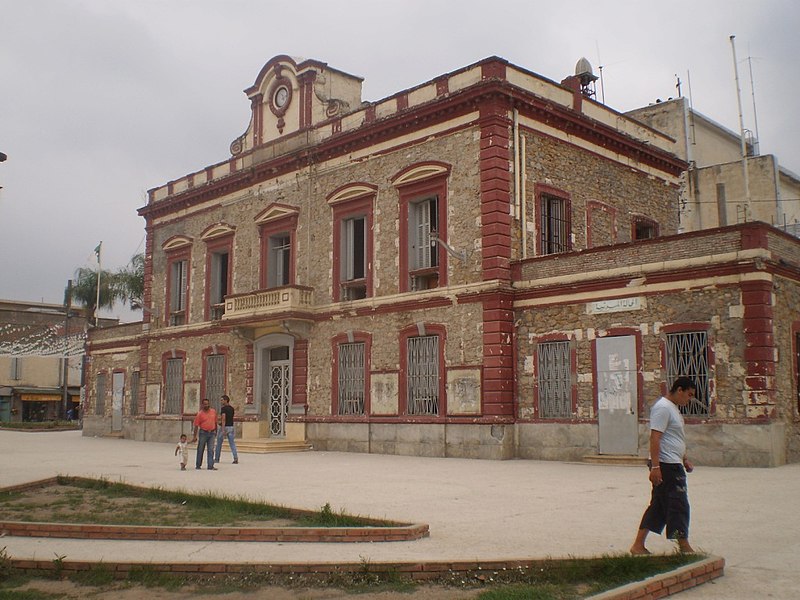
xmin=214 ymin=394 xmax=239 ymax=465
xmin=191 ymin=398 xmax=217 ymax=470
xmin=630 ymin=376 xmax=697 ymax=555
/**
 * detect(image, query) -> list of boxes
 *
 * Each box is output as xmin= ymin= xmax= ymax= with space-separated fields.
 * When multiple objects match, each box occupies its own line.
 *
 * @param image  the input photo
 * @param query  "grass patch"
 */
xmin=0 ymin=553 xmax=705 ymax=599
xmin=0 ymin=476 xmax=395 ymax=529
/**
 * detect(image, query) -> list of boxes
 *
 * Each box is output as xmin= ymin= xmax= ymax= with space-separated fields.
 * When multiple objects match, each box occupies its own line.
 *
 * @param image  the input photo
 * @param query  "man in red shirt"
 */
xmin=191 ymin=398 xmax=218 ymax=470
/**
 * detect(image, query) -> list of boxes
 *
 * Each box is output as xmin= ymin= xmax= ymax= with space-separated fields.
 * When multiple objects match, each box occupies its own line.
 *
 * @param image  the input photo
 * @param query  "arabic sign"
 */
xmin=587 ymin=296 xmax=645 ymax=314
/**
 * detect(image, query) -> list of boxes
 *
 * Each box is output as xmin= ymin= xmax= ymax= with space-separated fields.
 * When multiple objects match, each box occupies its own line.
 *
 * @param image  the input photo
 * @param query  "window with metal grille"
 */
xmin=129 ymin=371 xmax=140 ymax=415
xmin=204 ymin=354 xmax=225 ymax=413
xmin=338 ymin=342 xmax=365 ymax=415
xmin=540 ymin=194 xmax=569 ymax=254
xmin=632 ymin=217 xmax=659 ymax=241
xmin=169 ymin=259 xmax=188 ymax=325
xmin=95 ymin=372 xmax=106 ymax=416
xmin=666 ymin=331 xmax=709 ymax=416
xmin=341 ymin=216 xmax=367 ymax=300
xmin=537 ymin=340 xmax=572 ymax=418
xmin=406 ymin=335 xmax=440 ymax=415
xmin=164 ymin=357 xmax=183 ymax=414
xmin=267 ymin=233 xmax=291 ymax=288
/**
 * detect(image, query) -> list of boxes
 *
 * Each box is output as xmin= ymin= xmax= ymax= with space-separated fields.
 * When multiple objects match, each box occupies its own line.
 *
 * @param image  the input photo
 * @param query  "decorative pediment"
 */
xmin=200 ymin=223 xmax=236 ymax=241
xmin=162 ymin=235 xmax=193 ymax=251
xmin=326 ymin=183 xmax=378 ymax=206
xmin=391 ymin=162 xmax=451 ymax=187
xmin=254 ymin=203 xmax=300 ymax=225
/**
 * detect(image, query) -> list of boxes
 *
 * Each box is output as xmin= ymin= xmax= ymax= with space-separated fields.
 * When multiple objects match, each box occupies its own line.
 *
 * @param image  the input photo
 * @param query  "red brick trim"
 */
xmin=0 ymin=520 xmax=428 ymax=543
xmin=482 ymin=292 xmax=514 ymax=417
xmin=292 ymin=338 xmax=308 ymax=410
xmin=586 ymin=199 xmax=618 ymax=248
xmin=6 ymin=554 xmax=724 ymax=599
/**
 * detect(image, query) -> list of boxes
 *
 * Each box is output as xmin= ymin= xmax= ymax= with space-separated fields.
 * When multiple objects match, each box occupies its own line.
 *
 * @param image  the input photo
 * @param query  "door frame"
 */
xmin=254 ymin=333 xmax=294 ymax=436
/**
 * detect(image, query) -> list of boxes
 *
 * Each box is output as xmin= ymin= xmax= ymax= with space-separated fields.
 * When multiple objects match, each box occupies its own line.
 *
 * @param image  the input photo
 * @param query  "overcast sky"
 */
xmin=1 ymin=0 xmax=798 ymax=322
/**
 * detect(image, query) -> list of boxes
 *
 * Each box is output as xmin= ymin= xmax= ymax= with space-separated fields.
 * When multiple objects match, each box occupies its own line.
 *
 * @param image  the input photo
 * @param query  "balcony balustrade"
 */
xmin=222 ymin=286 xmax=313 ymax=320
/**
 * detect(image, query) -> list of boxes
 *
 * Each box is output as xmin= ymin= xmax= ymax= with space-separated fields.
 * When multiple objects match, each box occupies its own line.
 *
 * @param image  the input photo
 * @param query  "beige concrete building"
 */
xmin=84 ymin=55 xmax=800 ymax=467
xmin=0 ymin=300 xmax=89 ymax=422
xmin=626 ymin=98 xmax=800 ymax=236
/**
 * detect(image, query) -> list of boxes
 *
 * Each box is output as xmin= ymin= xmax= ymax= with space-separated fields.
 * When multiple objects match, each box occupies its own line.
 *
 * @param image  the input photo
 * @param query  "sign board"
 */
xmin=587 ymin=296 xmax=645 ymax=314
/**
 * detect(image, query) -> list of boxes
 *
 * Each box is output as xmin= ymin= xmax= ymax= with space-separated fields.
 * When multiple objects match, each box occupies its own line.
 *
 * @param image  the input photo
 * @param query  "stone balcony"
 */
xmin=222 ymin=286 xmax=314 ymax=321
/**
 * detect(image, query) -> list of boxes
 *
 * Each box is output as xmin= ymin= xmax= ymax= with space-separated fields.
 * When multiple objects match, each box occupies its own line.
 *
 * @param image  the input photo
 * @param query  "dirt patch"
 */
xmin=12 ymin=580 xmax=485 ymax=599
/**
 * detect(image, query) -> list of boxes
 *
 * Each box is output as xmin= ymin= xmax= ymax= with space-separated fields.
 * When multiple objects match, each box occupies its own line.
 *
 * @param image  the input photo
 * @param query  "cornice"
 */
xmin=139 ymin=79 xmax=685 ymax=221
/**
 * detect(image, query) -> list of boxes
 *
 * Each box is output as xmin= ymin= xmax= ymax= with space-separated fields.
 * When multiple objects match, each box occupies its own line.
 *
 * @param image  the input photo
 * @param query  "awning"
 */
xmin=20 ymin=393 xmax=62 ymax=402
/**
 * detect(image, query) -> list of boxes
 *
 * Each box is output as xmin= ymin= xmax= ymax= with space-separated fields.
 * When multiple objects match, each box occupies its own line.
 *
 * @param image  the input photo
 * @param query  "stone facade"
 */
xmin=84 ymin=55 xmax=800 ymax=466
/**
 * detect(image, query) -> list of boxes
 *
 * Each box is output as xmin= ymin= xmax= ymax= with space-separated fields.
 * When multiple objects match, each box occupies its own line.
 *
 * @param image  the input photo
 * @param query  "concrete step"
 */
xmin=230 ymin=439 xmax=313 ymax=454
xmin=582 ymin=454 xmax=648 ymax=467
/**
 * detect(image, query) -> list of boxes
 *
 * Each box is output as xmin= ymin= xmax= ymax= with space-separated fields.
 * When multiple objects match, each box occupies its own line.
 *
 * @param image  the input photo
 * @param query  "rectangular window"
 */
xmin=95 ymin=372 xmax=107 ymax=416
xmin=209 ymin=250 xmax=229 ymax=319
xmin=540 ymin=194 xmax=569 ymax=254
xmin=9 ymin=357 xmax=21 ymax=380
xmin=406 ymin=335 xmax=439 ymax=415
xmin=338 ymin=342 xmax=365 ymax=415
xmin=169 ymin=259 xmax=188 ymax=325
xmin=341 ymin=216 xmax=367 ymax=300
xmin=164 ymin=357 xmax=183 ymax=415
xmin=632 ymin=217 xmax=659 ymax=241
xmin=537 ymin=341 xmax=572 ymax=418
xmin=409 ymin=196 xmax=439 ymax=290
xmin=205 ymin=354 xmax=225 ymax=413
xmin=268 ymin=233 xmax=291 ymax=288
xmin=129 ymin=371 xmax=140 ymax=416
xmin=666 ymin=331 xmax=709 ymax=416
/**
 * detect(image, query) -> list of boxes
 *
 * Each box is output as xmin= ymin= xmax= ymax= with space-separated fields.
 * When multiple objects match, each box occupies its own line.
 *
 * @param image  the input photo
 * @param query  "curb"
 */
xmin=8 ymin=555 xmax=724 ymax=597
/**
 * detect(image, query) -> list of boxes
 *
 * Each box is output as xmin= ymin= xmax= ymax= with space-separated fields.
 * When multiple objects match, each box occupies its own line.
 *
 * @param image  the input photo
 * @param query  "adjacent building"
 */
xmin=626 ymin=98 xmax=800 ymax=236
xmin=83 ymin=55 xmax=800 ymax=467
xmin=0 ymin=300 xmax=88 ymax=421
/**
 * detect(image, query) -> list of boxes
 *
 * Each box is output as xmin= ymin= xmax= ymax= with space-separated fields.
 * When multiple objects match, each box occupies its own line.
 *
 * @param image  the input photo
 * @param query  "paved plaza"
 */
xmin=1 ymin=430 xmax=798 ymax=598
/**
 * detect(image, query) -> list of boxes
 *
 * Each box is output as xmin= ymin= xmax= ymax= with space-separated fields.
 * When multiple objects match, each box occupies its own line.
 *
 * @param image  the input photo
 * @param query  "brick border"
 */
xmin=7 ymin=556 xmax=724 ymax=598
xmin=0 ymin=477 xmax=428 ymax=543
xmin=587 ymin=556 xmax=725 ymax=599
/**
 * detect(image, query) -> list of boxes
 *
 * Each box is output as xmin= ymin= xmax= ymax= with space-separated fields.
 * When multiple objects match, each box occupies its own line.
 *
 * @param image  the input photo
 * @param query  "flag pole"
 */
xmin=94 ymin=242 xmax=102 ymax=326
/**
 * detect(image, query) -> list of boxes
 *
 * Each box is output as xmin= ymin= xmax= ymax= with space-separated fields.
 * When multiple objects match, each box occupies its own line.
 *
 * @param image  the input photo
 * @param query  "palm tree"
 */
xmin=70 ymin=267 xmax=120 ymax=325
xmin=115 ymin=253 xmax=145 ymax=311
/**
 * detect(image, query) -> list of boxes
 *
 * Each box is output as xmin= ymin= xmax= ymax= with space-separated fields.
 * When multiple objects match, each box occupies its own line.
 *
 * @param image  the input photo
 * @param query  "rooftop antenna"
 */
xmin=730 ymin=35 xmax=752 ymax=221
xmin=746 ymin=51 xmax=761 ymax=155
xmin=595 ymin=41 xmax=605 ymax=104
xmin=686 ymin=70 xmax=697 ymax=146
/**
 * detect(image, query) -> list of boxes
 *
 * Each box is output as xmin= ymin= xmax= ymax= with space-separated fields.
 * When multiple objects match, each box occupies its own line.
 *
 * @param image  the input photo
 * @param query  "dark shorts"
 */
xmin=639 ymin=462 xmax=690 ymax=540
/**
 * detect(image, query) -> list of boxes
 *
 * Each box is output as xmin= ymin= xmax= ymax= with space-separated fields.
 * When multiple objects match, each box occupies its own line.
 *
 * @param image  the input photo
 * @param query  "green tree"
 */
xmin=114 ymin=253 xmax=145 ymax=311
xmin=70 ymin=267 xmax=120 ymax=325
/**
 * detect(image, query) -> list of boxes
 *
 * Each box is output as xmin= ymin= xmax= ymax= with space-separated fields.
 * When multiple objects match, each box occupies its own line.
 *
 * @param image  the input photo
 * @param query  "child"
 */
xmin=175 ymin=433 xmax=189 ymax=470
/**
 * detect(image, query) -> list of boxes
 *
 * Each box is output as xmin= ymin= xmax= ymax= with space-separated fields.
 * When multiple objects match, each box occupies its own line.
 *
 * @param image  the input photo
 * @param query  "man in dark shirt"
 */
xmin=214 ymin=394 xmax=239 ymax=465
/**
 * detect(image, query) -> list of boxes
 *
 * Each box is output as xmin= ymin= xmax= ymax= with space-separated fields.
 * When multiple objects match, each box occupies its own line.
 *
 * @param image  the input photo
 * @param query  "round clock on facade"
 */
xmin=274 ymin=85 xmax=289 ymax=108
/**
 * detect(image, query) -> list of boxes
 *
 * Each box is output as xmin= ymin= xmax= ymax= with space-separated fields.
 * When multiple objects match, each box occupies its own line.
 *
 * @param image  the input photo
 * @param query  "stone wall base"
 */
xmin=84 ymin=417 xmax=789 ymax=467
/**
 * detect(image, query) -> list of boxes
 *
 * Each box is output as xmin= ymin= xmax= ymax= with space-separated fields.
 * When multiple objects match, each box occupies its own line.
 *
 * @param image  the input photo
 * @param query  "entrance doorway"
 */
xmin=595 ymin=336 xmax=638 ymax=455
xmin=254 ymin=333 xmax=294 ymax=438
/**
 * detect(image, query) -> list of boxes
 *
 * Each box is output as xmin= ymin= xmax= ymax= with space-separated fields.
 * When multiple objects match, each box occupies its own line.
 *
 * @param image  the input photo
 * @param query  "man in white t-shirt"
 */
xmin=630 ymin=376 xmax=697 ymax=555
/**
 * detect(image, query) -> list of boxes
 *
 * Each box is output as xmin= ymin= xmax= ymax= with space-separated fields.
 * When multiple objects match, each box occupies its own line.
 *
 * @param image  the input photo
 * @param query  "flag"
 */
xmin=94 ymin=242 xmax=102 ymax=263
